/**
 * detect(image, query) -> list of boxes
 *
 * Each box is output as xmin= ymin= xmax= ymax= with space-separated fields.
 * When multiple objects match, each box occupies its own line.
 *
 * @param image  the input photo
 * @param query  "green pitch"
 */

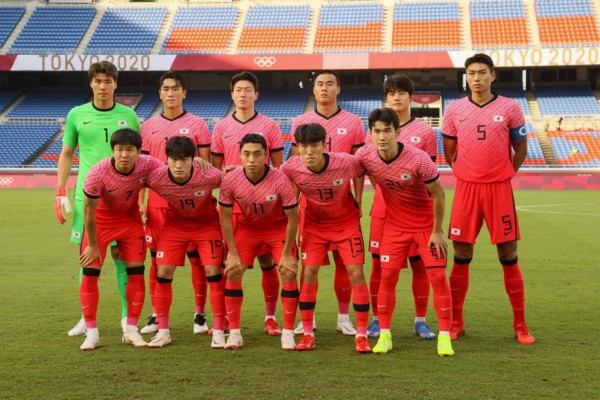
xmin=0 ymin=189 xmax=598 ymax=399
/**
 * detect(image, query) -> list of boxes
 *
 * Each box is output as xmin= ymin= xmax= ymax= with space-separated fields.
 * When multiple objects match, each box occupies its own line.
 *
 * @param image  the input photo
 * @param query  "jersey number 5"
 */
xmin=477 ymin=125 xmax=486 ymax=140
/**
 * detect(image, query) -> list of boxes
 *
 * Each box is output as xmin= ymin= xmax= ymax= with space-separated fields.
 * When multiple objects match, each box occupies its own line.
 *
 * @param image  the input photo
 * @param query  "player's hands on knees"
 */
xmin=277 ymin=254 xmax=298 ymax=276
xmin=428 ymin=232 xmax=448 ymax=260
xmin=54 ymin=187 xmax=72 ymax=224
xmin=224 ymin=253 xmax=242 ymax=276
xmin=80 ymin=245 xmax=101 ymax=267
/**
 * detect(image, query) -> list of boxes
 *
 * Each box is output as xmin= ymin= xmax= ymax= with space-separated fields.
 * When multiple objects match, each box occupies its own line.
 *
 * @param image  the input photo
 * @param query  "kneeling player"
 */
xmin=281 ymin=123 xmax=371 ymax=353
xmin=219 ymin=134 xmax=300 ymax=350
xmin=78 ymin=129 xmax=163 ymax=350
xmin=355 ymin=109 xmax=454 ymax=356
xmin=145 ymin=136 xmax=226 ymax=348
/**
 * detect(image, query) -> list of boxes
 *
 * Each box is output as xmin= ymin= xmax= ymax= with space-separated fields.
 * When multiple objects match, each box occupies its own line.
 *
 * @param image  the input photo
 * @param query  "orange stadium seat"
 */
xmin=538 ymin=16 xmax=600 ymax=46
xmin=238 ymin=27 xmax=306 ymax=51
xmin=471 ymin=18 xmax=529 ymax=47
xmin=165 ymin=28 xmax=233 ymax=52
xmin=315 ymin=22 xmax=383 ymax=51
xmin=393 ymin=20 xmax=461 ymax=49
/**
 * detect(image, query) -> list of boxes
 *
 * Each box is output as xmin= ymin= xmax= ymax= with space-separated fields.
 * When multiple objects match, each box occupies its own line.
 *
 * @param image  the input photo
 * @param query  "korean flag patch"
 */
xmin=410 ymin=136 xmax=420 ymax=143
xmin=333 ymin=178 xmax=343 ymax=186
xmin=401 ymin=174 xmax=411 ymax=181
xmin=337 ymin=128 xmax=347 ymax=135
xmin=157 ymin=251 xmax=164 ymax=258
xmin=266 ymin=194 xmax=277 ymax=201
xmin=381 ymin=255 xmax=390 ymax=263
xmin=180 ymin=128 xmax=189 ymax=134
xmin=194 ymin=190 xmax=205 ymax=197
xmin=301 ymin=253 xmax=307 ymax=260
xmin=451 ymin=228 xmax=461 ymax=235
xmin=118 ymin=120 xmax=127 ymax=126
xmin=146 ymin=235 xmax=153 ymax=243
xmin=493 ymin=115 xmax=504 ymax=122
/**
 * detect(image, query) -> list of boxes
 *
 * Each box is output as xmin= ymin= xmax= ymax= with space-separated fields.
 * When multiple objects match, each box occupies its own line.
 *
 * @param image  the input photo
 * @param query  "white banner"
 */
xmin=449 ymin=48 xmax=600 ymax=68
xmin=10 ymin=55 xmax=177 ymax=72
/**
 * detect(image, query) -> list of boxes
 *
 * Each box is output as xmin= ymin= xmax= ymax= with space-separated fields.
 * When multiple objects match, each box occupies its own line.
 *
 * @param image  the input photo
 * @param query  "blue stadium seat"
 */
xmin=7 ymin=91 xmax=89 ymax=118
xmin=536 ymin=87 xmax=600 ymax=115
xmin=0 ymin=91 xmax=20 ymax=114
xmin=0 ymin=124 xmax=61 ymax=166
xmin=0 ymin=7 xmax=25 ymax=48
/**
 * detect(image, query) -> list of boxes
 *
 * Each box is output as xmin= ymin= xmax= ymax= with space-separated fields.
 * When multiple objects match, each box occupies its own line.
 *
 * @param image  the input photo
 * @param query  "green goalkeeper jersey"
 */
xmin=63 ymin=102 xmax=140 ymax=200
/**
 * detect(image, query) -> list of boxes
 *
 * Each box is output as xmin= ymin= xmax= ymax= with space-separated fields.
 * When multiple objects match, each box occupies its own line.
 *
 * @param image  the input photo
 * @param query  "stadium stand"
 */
xmin=393 ymin=2 xmax=461 ymax=51
xmin=523 ymin=131 xmax=547 ymax=165
xmin=86 ymin=7 xmax=166 ymax=54
xmin=162 ymin=6 xmax=238 ymax=54
xmin=255 ymin=91 xmax=306 ymax=118
xmin=0 ymin=7 xmax=24 ymax=48
xmin=548 ymin=130 xmax=600 ymax=166
xmin=535 ymin=87 xmax=600 ymax=115
xmin=30 ymin=138 xmax=79 ymax=168
xmin=0 ymin=124 xmax=61 ymax=166
xmin=337 ymin=90 xmax=382 ymax=117
xmin=494 ymin=88 xmax=531 ymax=115
xmin=9 ymin=7 xmax=95 ymax=54
xmin=535 ymin=0 xmax=600 ymax=47
xmin=128 ymin=91 xmax=159 ymax=121
xmin=237 ymin=5 xmax=310 ymax=54
xmin=314 ymin=3 xmax=384 ymax=52
xmin=7 ymin=91 xmax=89 ymax=118
xmin=470 ymin=0 xmax=530 ymax=49
xmin=0 ymin=91 xmax=20 ymax=114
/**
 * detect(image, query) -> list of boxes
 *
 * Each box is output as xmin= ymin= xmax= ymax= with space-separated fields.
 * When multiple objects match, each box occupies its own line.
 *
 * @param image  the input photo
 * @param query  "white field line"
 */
xmin=516 ymin=203 xmax=600 ymax=217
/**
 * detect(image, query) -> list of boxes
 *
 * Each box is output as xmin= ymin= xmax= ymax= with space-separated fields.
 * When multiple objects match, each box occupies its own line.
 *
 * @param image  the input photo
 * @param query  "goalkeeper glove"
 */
xmin=55 ymin=187 xmax=72 ymax=224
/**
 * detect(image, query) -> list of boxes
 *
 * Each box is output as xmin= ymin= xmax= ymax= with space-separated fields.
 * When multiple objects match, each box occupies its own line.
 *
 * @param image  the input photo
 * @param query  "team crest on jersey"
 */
xmin=371 ymin=241 xmax=379 ymax=249
xmin=451 ymin=228 xmax=461 ymax=235
xmin=337 ymin=128 xmax=347 ymax=135
xmin=180 ymin=128 xmax=189 ymax=134
xmin=139 ymin=177 xmax=147 ymax=184
xmin=410 ymin=136 xmax=420 ymax=143
xmin=493 ymin=115 xmax=504 ymax=122
xmin=194 ymin=190 xmax=205 ymax=197
xmin=333 ymin=178 xmax=343 ymax=186
xmin=401 ymin=174 xmax=411 ymax=181
xmin=118 ymin=120 xmax=127 ymax=126
xmin=381 ymin=255 xmax=390 ymax=262
xmin=157 ymin=251 xmax=164 ymax=258
xmin=145 ymin=235 xmax=153 ymax=243
xmin=266 ymin=194 xmax=277 ymax=201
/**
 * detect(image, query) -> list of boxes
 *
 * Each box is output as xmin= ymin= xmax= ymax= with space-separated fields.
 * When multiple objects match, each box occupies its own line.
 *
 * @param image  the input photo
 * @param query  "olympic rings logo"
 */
xmin=0 ymin=177 xmax=14 ymax=186
xmin=254 ymin=56 xmax=276 ymax=68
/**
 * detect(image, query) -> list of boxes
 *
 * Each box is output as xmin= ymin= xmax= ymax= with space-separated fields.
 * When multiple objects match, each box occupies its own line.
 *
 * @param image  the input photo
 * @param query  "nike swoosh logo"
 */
xmin=162 ymin=193 xmax=172 ymax=197
xmin=151 ymin=131 xmax=159 ymax=135
xmin=132 ymin=302 xmax=144 ymax=306
xmin=341 ymin=287 xmax=352 ymax=292
xmin=441 ymin=307 xmax=451 ymax=311
xmin=84 ymin=121 xmax=92 ymax=125
xmin=284 ymin=310 xmax=295 ymax=314
xmin=510 ymin=289 xmax=522 ymax=293
xmin=224 ymin=135 xmax=233 ymax=139
xmin=459 ymin=119 xmax=467 ymax=122
xmin=108 ymin=189 xmax=116 ymax=192
xmin=82 ymin=305 xmax=91 ymax=309
xmin=227 ymin=310 xmax=235 ymax=315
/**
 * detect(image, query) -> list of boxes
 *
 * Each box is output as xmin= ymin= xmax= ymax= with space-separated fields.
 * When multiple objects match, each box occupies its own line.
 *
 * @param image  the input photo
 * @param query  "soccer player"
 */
xmin=442 ymin=53 xmax=535 ymax=345
xmin=219 ymin=134 xmax=299 ymax=350
xmin=144 ymin=136 xmax=225 ymax=348
xmin=78 ymin=128 xmax=163 ymax=350
xmin=367 ymin=74 xmax=438 ymax=340
xmin=281 ymin=123 xmax=371 ymax=353
xmin=355 ymin=108 xmax=454 ymax=357
xmin=290 ymin=70 xmax=365 ymax=336
xmin=139 ymin=71 xmax=212 ymax=335
xmin=211 ymin=71 xmax=285 ymax=336
xmin=56 ymin=61 xmax=140 ymax=337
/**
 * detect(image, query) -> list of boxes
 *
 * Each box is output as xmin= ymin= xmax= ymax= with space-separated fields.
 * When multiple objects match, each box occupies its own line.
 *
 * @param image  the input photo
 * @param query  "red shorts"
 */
xmin=221 ymin=211 xmax=271 ymax=260
xmin=145 ymin=207 xmax=197 ymax=253
xmin=234 ymin=225 xmax=297 ymax=267
xmin=369 ymin=216 xmax=419 ymax=258
xmin=449 ymin=179 xmax=520 ymax=245
xmin=298 ymin=197 xmax=338 ymax=254
xmin=81 ymin=219 xmax=146 ymax=267
xmin=379 ymin=230 xmax=446 ymax=270
xmin=156 ymin=221 xmax=223 ymax=267
xmin=301 ymin=223 xmax=364 ymax=267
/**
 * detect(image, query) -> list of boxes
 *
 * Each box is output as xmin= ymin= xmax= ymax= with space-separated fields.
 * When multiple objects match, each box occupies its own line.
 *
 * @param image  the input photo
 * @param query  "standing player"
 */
xmin=56 ymin=61 xmax=140 ymax=337
xmin=78 ymin=128 xmax=163 ymax=350
xmin=138 ymin=71 xmax=212 ymax=335
xmin=281 ymin=123 xmax=371 ymax=353
xmin=290 ymin=70 xmax=365 ymax=336
xmin=367 ymin=74 xmax=438 ymax=340
xmin=356 ymin=109 xmax=453 ymax=356
xmin=442 ymin=53 xmax=535 ymax=345
xmin=144 ymin=136 xmax=225 ymax=348
xmin=219 ymin=134 xmax=300 ymax=350
xmin=211 ymin=71 xmax=285 ymax=336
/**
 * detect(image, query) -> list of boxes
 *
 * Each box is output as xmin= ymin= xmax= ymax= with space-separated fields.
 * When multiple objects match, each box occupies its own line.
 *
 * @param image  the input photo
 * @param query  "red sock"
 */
xmin=352 ymin=283 xmax=370 ymax=335
xmin=80 ymin=269 xmax=100 ymax=329
xmin=501 ymin=260 xmax=526 ymax=327
xmin=126 ymin=266 xmax=146 ymax=326
xmin=261 ymin=265 xmax=279 ymax=316
xmin=369 ymin=255 xmax=381 ymax=317
xmin=225 ymin=280 xmax=243 ymax=330
xmin=377 ymin=268 xmax=400 ymax=330
xmin=410 ymin=257 xmax=430 ymax=318
xmin=450 ymin=257 xmax=471 ymax=324
xmin=427 ymin=267 xmax=452 ymax=332
xmin=149 ymin=254 xmax=157 ymax=314
xmin=299 ymin=283 xmax=317 ymax=334
xmin=333 ymin=251 xmax=351 ymax=314
xmin=155 ymin=278 xmax=173 ymax=330
xmin=189 ymin=256 xmax=207 ymax=315
xmin=281 ymin=281 xmax=299 ymax=330
xmin=207 ymin=274 xmax=225 ymax=331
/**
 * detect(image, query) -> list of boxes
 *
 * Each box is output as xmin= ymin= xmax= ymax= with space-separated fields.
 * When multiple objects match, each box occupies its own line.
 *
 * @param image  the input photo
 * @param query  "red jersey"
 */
xmin=211 ymin=112 xmax=284 ymax=167
xmin=356 ymin=143 xmax=439 ymax=232
xmin=281 ymin=153 xmax=365 ymax=230
xmin=219 ymin=165 xmax=297 ymax=230
xmin=442 ymin=94 xmax=526 ymax=183
xmin=141 ymin=111 xmax=211 ymax=208
xmin=371 ymin=117 xmax=437 ymax=218
xmin=146 ymin=165 xmax=221 ymax=226
xmin=291 ymin=108 xmax=365 ymax=153
xmin=83 ymin=155 xmax=163 ymax=223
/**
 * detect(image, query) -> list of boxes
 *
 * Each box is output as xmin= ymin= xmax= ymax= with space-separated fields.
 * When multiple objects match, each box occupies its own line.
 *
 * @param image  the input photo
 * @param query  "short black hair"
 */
xmin=383 ymin=74 xmax=414 ymax=96
xmin=313 ymin=70 xmax=340 ymax=87
xmin=294 ymin=123 xmax=326 ymax=145
xmin=159 ymin=71 xmax=186 ymax=91
xmin=88 ymin=61 xmax=118 ymax=82
xmin=368 ymin=108 xmax=400 ymax=131
xmin=240 ymin=133 xmax=267 ymax=151
xmin=231 ymin=71 xmax=259 ymax=92
xmin=110 ymin=128 xmax=142 ymax=150
xmin=465 ymin=53 xmax=495 ymax=73
xmin=166 ymin=136 xmax=196 ymax=159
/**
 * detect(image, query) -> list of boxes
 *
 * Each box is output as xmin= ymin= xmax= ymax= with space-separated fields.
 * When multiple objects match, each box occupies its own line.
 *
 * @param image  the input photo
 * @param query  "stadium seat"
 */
xmin=547 ymin=130 xmax=600 ymax=166
xmin=0 ymin=7 xmax=25 ymax=48
xmin=0 ymin=124 xmax=61 ymax=166
xmin=535 ymin=0 xmax=600 ymax=47
xmin=7 ymin=91 xmax=89 ymax=118
xmin=470 ymin=0 xmax=530 ymax=49
xmin=535 ymin=87 xmax=600 ymax=115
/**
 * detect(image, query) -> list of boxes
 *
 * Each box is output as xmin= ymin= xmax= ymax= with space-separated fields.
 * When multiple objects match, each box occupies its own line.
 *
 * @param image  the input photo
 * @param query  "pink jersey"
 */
xmin=291 ymin=108 xmax=365 ymax=153
xmin=84 ymin=155 xmax=163 ymax=222
xmin=211 ymin=112 xmax=284 ymax=167
xmin=371 ymin=117 xmax=437 ymax=218
xmin=442 ymin=94 xmax=526 ymax=183
xmin=141 ymin=111 xmax=211 ymax=208
xmin=146 ymin=165 xmax=221 ymax=226
xmin=219 ymin=166 xmax=297 ymax=230
xmin=281 ymin=153 xmax=365 ymax=230
xmin=356 ymin=143 xmax=439 ymax=232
